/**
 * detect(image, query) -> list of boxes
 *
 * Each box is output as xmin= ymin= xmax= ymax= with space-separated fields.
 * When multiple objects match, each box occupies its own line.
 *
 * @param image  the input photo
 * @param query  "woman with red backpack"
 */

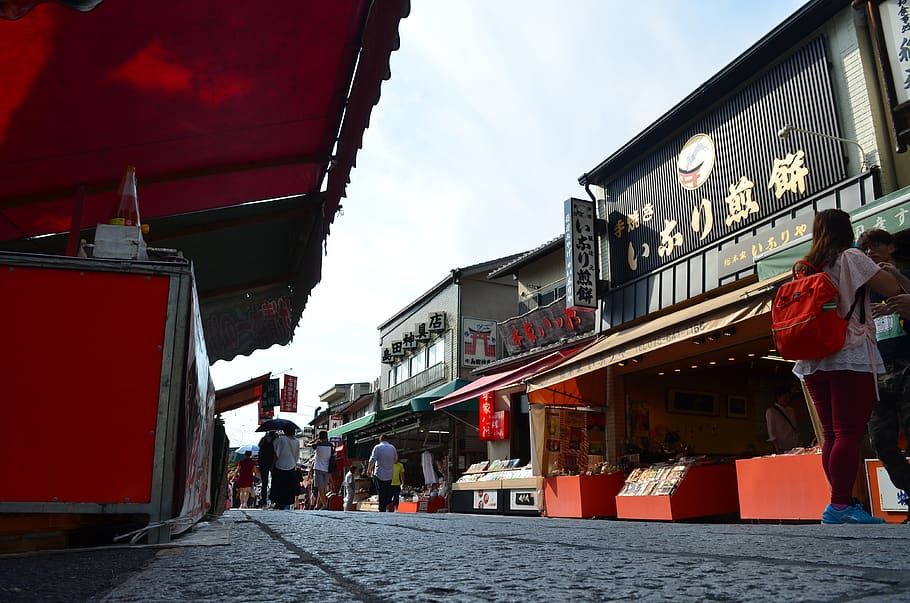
xmin=793 ymin=209 xmax=900 ymax=524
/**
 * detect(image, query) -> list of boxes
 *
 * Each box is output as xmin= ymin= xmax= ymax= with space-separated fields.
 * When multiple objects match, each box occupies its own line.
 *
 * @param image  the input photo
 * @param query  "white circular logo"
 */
xmin=677 ymin=133 xmax=716 ymax=190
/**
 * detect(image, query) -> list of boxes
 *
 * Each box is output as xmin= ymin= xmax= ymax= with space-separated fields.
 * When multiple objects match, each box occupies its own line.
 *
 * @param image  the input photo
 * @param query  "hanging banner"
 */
xmin=261 ymin=378 xmax=280 ymax=408
xmin=258 ymin=399 xmax=274 ymax=424
xmin=479 ymin=391 xmax=494 ymax=441
xmin=280 ymin=374 xmax=298 ymax=413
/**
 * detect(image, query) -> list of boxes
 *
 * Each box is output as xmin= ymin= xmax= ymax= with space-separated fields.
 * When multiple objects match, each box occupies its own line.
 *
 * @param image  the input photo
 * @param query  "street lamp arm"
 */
xmin=778 ymin=125 xmax=869 ymax=171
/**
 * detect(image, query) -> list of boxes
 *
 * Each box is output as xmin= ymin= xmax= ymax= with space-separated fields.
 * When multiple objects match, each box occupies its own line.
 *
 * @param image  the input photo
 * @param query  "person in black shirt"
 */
xmin=257 ymin=431 xmax=277 ymax=508
xmin=859 ymin=229 xmax=910 ymax=503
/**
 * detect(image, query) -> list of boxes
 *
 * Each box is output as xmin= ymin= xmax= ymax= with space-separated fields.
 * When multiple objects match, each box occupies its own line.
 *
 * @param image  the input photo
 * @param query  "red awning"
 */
xmin=214 ymin=373 xmax=271 ymax=414
xmin=432 ymin=343 xmax=592 ymax=411
xmin=0 ymin=0 xmax=409 ymax=362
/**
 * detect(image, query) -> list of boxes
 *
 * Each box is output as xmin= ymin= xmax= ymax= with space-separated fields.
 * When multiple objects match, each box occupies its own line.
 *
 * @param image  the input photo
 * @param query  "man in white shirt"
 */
xmin=367 ymin=434 xmax=397 ymax=512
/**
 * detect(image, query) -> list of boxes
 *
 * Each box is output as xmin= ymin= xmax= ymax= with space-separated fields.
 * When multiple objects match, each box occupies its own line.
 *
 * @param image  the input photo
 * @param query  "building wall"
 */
xmin=515 ymin=252 xmax=566 ymax=312
xmin=378 ymin=280 xmax=458 ymax=395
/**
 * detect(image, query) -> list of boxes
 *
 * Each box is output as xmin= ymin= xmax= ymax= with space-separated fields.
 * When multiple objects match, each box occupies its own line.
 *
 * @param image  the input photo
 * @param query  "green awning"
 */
xmin=384 ymin=379 xmax=472 ymax=413
xmin=757 ymin=184 xmax=910 ymax=280
xmin=327 ymin=413 xmax=375 ymax=439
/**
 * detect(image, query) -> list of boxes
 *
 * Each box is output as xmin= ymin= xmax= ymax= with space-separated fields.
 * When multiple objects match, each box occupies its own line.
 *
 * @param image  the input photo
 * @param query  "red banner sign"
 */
xmin=479 ymin=391 xmax=494 ymax=441
xmin=280 ymin=374 xmax=298 ymax=413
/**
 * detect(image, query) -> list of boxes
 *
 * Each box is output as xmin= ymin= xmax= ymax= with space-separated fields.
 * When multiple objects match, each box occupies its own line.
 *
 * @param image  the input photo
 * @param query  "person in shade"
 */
xmin=270 ymin=426 xmax=301 ymax=510
xmin=765 ymin=385 xmax=801 ymax=454
xmin=792 ymin=209 xmax=899 ymax=524
xmin=343 ymin=464 xmax=360 ymax=511
xmin=367 ymin=434 xmax=397 ymax=512
xmin=858 ymin=228 xmax=910 ymax=509
xmin=256 ymin=431 xmax=277 ymax=508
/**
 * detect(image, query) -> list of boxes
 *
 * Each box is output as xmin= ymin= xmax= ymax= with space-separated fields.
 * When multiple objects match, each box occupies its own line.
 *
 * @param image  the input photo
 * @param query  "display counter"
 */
xmin=736 ymin=452 xmax=828 ymax=521
xmin=452 ymin=460 xmax=540 ymax=515
xmin=544 ymin=473 xmax=626 ymax=518
xmin=615 ymin=462 xmax=739 ymax=521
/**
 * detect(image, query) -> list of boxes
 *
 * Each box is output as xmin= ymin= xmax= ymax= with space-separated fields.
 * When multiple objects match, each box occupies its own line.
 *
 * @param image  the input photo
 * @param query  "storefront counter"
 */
xmin=615 ymin=463 xmax=739 ymax=521
xmin=544 ymin=473 xmax=626 ymax=518
xmin=736 ymin=453 xmax=828 ymax=520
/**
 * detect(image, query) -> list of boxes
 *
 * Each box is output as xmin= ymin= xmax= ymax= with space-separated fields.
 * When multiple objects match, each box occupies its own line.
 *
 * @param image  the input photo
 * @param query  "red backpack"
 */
xmin=771 ymin=260 xmax=864 ymax=361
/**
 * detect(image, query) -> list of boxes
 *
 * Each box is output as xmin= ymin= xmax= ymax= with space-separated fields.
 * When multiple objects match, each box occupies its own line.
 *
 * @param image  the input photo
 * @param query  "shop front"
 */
xmin=433 ymin=345 xmax=596 ymax=516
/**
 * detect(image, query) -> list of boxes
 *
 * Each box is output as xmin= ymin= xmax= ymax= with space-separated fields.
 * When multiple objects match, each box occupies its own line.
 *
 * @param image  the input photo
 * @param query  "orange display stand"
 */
xmin=615 ymin=464 xmax=739 ymax=521
xmin=544 ymin=473 xmax=626 ymax=518
xmin=397 ymin=496 xmax=446 ymax=513
xmin=736 ymin=453 xmax=829 ymax=520
xmin=865 ymin=459 xmax=909 ymax=524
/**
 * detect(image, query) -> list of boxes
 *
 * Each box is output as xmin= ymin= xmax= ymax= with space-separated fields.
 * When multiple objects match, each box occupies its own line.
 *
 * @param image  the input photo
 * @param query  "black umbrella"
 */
xmin=255 ymin=418 xmax=300 ymax=433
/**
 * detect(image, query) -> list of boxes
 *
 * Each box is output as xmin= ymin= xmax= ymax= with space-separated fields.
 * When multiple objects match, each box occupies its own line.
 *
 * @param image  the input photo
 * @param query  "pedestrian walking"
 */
xmin=792 ymin=209 xmax=899 ymax=524
xmin=344 ymin=465 xmax=360 ymax=511
xmin=390 ymin=458 xmax=405 ymax=511
xmin=858 ymin=228 xmax=910 ymax=506
xmin=257 ymin=431 xmax=277 ymax=508
xmin=311 ymin=430 xmax=334 ymax=510
xmin=236 ymin=451 xmax=257 ymax=509
xmin=367 ymin=434 xmax=397 ymax=512
xmin=271 ymin=426 xmax=301 ymax=510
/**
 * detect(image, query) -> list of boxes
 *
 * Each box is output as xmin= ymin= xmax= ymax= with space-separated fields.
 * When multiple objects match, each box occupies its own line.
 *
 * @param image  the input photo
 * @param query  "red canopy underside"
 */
xmin=0 ymin=0 xmax=408 ymax=362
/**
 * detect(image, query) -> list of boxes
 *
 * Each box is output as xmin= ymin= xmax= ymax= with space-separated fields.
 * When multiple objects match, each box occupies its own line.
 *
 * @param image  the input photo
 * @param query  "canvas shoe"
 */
xmin=822 ymin=503 xmax=886 ymax=524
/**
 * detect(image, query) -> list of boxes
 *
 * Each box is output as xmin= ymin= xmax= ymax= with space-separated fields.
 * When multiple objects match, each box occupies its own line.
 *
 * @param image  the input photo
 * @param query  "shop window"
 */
xmin=427 ymin=337 xmax=445 ymax=367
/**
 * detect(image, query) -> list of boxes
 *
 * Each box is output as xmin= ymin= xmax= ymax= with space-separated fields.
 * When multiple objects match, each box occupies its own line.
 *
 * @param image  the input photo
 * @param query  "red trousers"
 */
xmin=803 ymin=370 xmax=875 ymax=506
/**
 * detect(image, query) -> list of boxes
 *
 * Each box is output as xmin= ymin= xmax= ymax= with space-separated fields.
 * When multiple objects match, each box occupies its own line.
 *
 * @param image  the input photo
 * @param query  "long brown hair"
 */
xmin=801 ymin=208 xmax=854 ymax=272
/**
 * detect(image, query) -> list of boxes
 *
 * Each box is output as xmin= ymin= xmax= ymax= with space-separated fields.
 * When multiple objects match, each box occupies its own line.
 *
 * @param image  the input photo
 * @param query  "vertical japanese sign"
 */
xmin=280 ymin=374 xmax=298 ymax=413
xmin=261 ymin=378 xmax=280 ymax=408
xmin=564 ymin=197 xmax=597 ymax=312
xmin=479 ymin=391 xmax=494 ymax=441
xmin=879 ymin=0 xmax=910 ymax=105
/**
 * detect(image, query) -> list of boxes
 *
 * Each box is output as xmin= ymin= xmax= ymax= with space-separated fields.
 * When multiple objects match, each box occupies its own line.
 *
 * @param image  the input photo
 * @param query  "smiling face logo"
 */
xmin=677 ymin=133 xmax=716 ymax=190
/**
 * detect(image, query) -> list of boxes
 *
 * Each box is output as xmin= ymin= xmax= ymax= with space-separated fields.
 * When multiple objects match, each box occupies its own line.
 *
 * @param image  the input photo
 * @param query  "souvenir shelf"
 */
xmin=614 ymin=458 xmax=739 ymax=520
xmin=452 ymin=460 xmax=541 ymax=515
xmin=736 ymin=451 xmax=828 ymax=521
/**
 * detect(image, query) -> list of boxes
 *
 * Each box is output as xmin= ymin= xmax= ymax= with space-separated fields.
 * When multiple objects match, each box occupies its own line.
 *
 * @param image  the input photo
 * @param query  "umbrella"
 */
xmin=234 ymin=444 xmax=259 ymax=459
xmin=256 ymin=418 xmax=300 ymax=433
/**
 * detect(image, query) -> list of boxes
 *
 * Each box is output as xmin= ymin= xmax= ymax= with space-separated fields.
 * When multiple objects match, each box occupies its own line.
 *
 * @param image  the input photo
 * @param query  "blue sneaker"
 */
xmin=822 ymin=503 xmax=886 ymax=524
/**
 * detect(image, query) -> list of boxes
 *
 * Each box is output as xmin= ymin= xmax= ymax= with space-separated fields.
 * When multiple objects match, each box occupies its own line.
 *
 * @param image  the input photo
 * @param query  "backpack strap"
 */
xmin=844 ymin=285 xmax=866 ymax=324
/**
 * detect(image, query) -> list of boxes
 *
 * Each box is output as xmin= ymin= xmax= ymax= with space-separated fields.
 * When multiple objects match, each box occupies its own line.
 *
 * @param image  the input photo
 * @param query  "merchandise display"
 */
xmin=617 ymin=456 xmax=733 ymax=497
xmin=455 ymin=459 xmax=530 ymax=482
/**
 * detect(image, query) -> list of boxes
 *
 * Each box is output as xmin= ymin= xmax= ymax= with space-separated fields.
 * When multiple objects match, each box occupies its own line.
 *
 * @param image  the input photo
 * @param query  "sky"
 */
xmin=210 ymin=0 xmax=808 ymax=447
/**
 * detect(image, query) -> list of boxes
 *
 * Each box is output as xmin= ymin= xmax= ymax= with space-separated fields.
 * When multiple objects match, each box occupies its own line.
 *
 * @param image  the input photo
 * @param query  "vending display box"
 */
xmin=544 ymin=473 xmax=626 ymax=518
xmin=865 ymin=458 xmax=910 ymax=524
xmin=0 ymin=251 xmax=214 ymax=549
xmin=615 ymin=462 xmax=739 ymax=521
xmin=736 ymin=453 xmax=829 ymax=521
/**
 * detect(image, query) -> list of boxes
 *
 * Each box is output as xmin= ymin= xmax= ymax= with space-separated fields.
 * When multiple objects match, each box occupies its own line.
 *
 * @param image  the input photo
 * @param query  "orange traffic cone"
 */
xmin=109 ymin=165 xmax=140 ymax=227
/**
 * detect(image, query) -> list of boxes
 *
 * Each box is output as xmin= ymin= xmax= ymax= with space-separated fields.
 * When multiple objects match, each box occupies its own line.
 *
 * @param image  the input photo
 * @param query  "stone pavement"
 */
xmin=4 ymin=509 xmax=910 ymax=602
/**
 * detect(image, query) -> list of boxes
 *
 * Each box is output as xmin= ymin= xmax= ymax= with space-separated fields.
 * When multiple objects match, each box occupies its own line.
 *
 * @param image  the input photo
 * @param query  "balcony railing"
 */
xmin=384 ymin=362 xmax=446 ymax=407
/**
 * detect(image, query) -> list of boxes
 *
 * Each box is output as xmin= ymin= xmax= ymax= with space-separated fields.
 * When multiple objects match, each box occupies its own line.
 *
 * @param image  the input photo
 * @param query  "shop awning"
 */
xmin=432 ymin=344 xmax=591 ymax=411
xmin=756 ymin=184 xmax=910 ymax=280
xmin=214 ymin=373 xmax=271 ymax=414
xmin=386 ymin=379 xmax=472 ymax=413
xmin=527 ymin=276 xmax=785 ymax=393
xmin=327 ymin=413 xmax=376 ymax=439
xmin=0 ymin=0 xmax=409 ymax=363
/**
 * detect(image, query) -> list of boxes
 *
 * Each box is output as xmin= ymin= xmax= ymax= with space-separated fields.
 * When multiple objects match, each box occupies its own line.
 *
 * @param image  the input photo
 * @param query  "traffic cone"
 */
xmin=109 ymin=165 xmax=140 ymax=227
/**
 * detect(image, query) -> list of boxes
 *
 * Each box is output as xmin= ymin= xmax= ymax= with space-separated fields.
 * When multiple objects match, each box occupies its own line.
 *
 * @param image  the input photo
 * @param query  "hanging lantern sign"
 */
xmin=479 ymin=391 xmax=494 ymax=441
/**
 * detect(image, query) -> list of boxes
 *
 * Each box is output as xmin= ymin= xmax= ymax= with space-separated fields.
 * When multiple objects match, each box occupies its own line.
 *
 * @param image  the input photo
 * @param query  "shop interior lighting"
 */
xmin=693 ymin=336 xmax=706 ymax=345
xmin=722 ymin=327 xmax=737 ymax=337
xmin=706 ymin=332 xmax=721 ymax=342
xmin=778 ymin=124 xmax=869 ymax=171
xmin=630 ymin=355 xmax=643 ymax=363
xmin=428 ymin=430 xmax=449 ymax=434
